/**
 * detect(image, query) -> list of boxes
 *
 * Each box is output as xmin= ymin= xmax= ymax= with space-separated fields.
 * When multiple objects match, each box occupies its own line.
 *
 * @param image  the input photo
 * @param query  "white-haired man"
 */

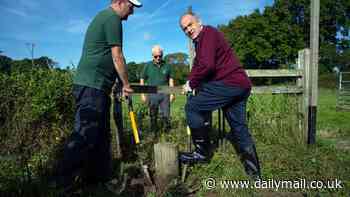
xmin=179 ymin=13 xmax=261 ymax=180
xmin=52 ymin=0 xmax=142 ymax=192
xmin=140 ymin=45 xmax=175 ymax=134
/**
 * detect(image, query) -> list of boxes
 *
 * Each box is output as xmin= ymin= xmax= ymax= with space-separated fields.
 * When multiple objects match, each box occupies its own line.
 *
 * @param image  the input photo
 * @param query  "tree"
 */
xmin=9 ymin=56 xmax=58 ymax=73
xmin=218 ymin=0 xmax=350 ymax=71
xmin=10 ymin=58 xmax=33 ymax=73
xmin=0 ymin=55 xmax=12 ymax=73
xmin=319 ymin=43 xmax=338 ymax=73
xmin=127 ymin=61 xmax=144 ymax=83
xmin=164 ymin=52 xmax=189 ymax=65
xmin=219 ymin=8 xmax=304 ymax=68
xmin=164 ymin=52 xmax=189 ymax=84
xmin=35 ymin=56 xmax=58 ymax=69
xmin=337 ymin=49 xmax=350 ymax=71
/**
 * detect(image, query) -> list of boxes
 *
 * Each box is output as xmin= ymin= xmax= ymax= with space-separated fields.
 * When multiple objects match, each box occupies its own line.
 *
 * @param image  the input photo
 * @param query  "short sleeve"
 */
xmin=104 ymin=16 xmax=123 ymax=46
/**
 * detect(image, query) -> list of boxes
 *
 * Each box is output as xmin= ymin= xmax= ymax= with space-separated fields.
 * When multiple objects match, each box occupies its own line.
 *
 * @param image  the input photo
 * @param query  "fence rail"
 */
xmin=246 ymin=69 xmax=303 ymax=94
xmin=246 ymin=69 xmax=303 ymax=78
xmin=251 ymin=86 xmax=303 ymax=94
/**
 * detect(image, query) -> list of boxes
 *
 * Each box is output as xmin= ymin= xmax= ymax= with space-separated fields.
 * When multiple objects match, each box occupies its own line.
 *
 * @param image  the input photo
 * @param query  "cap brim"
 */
xmin=129 ymin=0 xmax=142 ymax=7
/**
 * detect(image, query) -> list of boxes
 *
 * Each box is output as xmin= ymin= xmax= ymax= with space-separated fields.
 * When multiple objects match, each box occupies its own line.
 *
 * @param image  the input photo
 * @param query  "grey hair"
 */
xmin=179 ymin=12 xmax=202 ymax=25
xmin=152 ymin=45 xmax=163 ymax=54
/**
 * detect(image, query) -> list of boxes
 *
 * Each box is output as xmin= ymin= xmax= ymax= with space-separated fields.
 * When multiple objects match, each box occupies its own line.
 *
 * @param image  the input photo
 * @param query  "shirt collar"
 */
xmin=152 ymin=60 xmax=164 ymax=67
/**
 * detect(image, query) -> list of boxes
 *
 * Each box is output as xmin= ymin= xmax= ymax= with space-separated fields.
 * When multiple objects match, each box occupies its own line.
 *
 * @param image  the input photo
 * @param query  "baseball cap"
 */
xmin=128 ymin=0 xmax=142 ymax=7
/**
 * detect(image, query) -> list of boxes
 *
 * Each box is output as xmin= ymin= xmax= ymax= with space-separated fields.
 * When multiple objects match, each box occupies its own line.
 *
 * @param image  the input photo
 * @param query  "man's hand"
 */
xmin=141 ymin=94 xmax=147 ymax=103
xmin=183 ymin=80 xmax=192 ymax=94
xmin=122 ymin=84 xmax=133 ymax=97
xmin=170 ymin=94 xmax=175 ymax=102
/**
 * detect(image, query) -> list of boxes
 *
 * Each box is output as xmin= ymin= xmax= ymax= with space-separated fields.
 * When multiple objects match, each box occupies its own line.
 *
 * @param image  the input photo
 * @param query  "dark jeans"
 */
xmin=58 ymin=85 xmax=112 ymax=184
xmin=113 ymin=98 xmax=124 ymax=140
xmin=185 ymin=81 xmax=254 ymax=150
xmin=148 ymin=93 xmax=170 ymax=118
xmin=148 ymin=93 xmax=170 ymax=131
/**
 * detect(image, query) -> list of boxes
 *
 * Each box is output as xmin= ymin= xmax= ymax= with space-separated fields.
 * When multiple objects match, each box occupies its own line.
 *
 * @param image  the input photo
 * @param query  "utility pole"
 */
xmin=308 ymin=0 xmax=320 ymax=144
xmin=26 ymin=43 xmax=35 ymax=67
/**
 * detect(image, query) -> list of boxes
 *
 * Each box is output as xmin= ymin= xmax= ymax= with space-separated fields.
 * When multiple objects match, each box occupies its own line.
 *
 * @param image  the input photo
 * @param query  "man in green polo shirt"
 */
xmin=53 ymin=0 xmax=142 ymax=192
xmin=140 ymin=45 xmax=175 ymax=134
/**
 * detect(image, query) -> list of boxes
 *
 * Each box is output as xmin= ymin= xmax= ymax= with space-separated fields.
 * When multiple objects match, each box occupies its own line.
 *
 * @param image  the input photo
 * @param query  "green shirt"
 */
xmin=74 ymin=8 xmax=122 ymax=93
xmin=141 ymin=61 xmax=174 ymax=86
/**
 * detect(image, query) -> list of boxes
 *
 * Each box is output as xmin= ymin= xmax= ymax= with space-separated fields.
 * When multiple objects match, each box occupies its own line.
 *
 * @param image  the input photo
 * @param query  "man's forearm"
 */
xmin=140 ymin=79 xmax=145 ymax=85
xmin=140 ymin=79 xmax=145 ymax=98
xmin=113 ymin=55 xmax=129 ymax=86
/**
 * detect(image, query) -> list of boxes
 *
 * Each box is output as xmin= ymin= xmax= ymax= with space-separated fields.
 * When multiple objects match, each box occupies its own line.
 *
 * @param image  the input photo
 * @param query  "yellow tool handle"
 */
xmin=129 ymin=111 xmax=140 ymax=144
xmin=186 ymin=126 xmax=191 ymax=136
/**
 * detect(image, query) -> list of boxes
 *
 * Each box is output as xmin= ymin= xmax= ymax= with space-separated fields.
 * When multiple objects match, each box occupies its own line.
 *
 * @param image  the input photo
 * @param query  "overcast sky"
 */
xmin=0 ymin=0 xmax=273 ymax=68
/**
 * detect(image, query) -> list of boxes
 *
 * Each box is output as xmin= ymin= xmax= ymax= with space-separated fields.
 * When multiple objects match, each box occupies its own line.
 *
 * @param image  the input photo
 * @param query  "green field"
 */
xmin=112 ymin=88 xmax=350 ymax=196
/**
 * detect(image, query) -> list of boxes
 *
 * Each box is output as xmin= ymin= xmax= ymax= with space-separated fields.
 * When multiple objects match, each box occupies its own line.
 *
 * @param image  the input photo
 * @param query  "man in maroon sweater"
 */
xmin=179 ymin=13 xmax=261 ymax=180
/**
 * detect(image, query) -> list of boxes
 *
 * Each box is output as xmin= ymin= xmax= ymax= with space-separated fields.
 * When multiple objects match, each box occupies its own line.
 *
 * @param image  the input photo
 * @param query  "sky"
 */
xmin=0 ymin=0 xmax=274 ymax=68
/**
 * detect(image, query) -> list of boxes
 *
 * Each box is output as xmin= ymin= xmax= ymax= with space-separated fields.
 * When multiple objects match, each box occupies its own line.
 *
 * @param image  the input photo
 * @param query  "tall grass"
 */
xmin=1 ymin=69 xmax=349 ymax=196
xmin=126 ymin=89 xmax=349 ymax=196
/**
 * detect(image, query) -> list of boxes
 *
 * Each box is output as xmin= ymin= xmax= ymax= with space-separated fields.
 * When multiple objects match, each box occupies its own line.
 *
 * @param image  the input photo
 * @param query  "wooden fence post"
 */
xmin=154 ymin=143 xmax=179 ymax=188
xmin=308 ymin=0 xmax=320 ymax=144
xmin=300 ymin=49 xmax=311 ymax=144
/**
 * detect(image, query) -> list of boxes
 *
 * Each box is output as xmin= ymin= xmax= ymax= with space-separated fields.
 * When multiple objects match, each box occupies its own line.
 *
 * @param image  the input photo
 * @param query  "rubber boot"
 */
xmin=226 ymin=134 xmax=261 ymax=180
xmin=179 ymin=126 xmax=212 ymax=164
xmin=238 ymin=145 xmax=261 ymax=180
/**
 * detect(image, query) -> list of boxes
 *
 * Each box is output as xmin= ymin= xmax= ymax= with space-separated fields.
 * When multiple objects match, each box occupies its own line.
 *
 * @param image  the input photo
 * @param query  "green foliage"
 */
xmin=0 ymin=66 xmax=74 ymax=187
xmin=164 ymin=52 xmax=189 ymax=85
xmin=127 ymin=61 xmax=144 ymax=83
xmin=218 ymin=0 xmax=350 ymax=71
xmin=164 ymin=52 xmax=188 ymax=65
xmin=0 ymin=55 xmax=12 ymax=73
xmin=337 ymin=48 xmax=350 ymax=71
xmin=34 ymin=56 xmax=58 ymax=69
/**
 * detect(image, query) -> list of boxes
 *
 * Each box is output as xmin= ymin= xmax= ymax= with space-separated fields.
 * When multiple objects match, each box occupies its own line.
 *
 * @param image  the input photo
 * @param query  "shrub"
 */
xmin=0 ymin=67 xmax=75 ymax=181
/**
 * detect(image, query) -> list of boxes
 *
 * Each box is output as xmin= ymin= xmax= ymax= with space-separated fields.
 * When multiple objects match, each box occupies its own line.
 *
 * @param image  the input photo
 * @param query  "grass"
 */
xmin=317 ymin=88 xmax=350 ymax=136
xmin=117 ymin=88 xmax=350 ymax=196
xmin=182 ymin=88 xmax=350 ymax=196
xmin=1 ymin=88 xmax=349 ymax=196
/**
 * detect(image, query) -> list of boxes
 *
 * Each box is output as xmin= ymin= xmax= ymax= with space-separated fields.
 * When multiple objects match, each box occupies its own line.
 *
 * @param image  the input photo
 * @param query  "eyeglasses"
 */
xmin=153 ymin=55 xmax=162 ymax=59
